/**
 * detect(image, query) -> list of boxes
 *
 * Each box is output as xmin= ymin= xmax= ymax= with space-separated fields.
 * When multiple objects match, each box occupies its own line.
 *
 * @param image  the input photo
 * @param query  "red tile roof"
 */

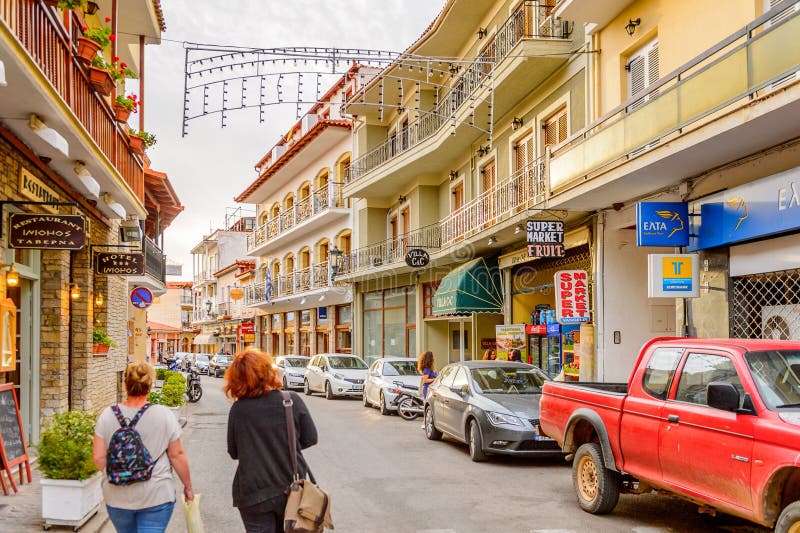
xmin=152 ymin=0 xmax=166 ymax=31
xmin=147 ymin=321 xmax=181 ymax=332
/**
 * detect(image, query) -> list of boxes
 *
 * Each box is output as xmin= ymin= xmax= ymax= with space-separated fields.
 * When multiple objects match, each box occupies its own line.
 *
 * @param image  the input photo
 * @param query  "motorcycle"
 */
xmin=186 ymin=368 xmax=202 ymax=402
xmin=389 ymin=382 xmax=424 ymax=421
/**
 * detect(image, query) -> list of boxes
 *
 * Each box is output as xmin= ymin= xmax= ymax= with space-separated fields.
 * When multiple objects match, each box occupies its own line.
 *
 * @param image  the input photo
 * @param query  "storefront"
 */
xmin=362 ymin=286 xmax=416 ymax=364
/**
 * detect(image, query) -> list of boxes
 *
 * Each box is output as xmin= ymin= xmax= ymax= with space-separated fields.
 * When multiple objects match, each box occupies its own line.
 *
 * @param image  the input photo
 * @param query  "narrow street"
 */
xmin=162 ymin=377 xmax=769 ymax=533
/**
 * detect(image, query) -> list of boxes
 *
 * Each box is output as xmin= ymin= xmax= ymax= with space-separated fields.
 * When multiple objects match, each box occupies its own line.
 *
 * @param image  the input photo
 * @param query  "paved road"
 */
xmin=163 ymin=377 xmax=768 ymax=533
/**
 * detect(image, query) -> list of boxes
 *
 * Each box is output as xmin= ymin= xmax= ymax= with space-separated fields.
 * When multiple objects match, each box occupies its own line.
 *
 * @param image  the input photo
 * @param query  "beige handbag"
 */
xmin=282 ymin=392 xmax=333 ymax=533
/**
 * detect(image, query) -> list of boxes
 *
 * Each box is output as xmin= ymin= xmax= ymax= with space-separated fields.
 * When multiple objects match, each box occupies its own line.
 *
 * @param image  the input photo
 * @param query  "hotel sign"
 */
xmin=95 ymin=253 xmax=145 ymax=275
xmin=8 ymin=214 xmax=86 ymax=250
xmin=18 ymin=169 xmax=59 ymax=214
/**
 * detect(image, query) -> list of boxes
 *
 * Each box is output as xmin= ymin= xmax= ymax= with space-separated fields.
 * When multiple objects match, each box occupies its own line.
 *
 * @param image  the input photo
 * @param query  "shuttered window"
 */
xmin=628 ymin=39 xmax=659 ymax=109
xmin=481 ymin=160 xmax=495 ymax=192
xmin=543 ymin=108 xmax=568 ymax=149
xmin=514 ymin=134 xmax=534 ymax=173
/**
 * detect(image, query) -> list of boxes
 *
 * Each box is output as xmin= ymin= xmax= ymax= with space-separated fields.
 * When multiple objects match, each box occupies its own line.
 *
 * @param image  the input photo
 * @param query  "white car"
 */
xmin=363 ymin=358 xmax=421 ymax=415
xmin=275 ymin=355 xmax=309 ymax=390
xmin=192 ymin=354 xmax=210 ymax=374
xmin=304 ymin=354 xmax=368 ymax=399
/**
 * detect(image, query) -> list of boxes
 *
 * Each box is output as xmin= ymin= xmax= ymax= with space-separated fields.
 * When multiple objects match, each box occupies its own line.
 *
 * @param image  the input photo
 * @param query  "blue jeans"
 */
xmin=106 ymin=500 xmax=175 ymax=533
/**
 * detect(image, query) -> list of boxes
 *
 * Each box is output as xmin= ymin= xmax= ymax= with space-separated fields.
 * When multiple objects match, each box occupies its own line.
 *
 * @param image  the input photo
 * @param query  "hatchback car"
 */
xmin=424 ymin=361 xmax=561 ymax=461
xmin=275 ymin=355 xmax=310 ymax=390
xmin=208 ymin=354 xmax=232 ymax=377
xmin=192 ymin=354 xmax=211 ymax=375
xmin=363 ymin=357 xmax=421 ymax=415
xmin=304 ymin=354 xmax=368 ymax=399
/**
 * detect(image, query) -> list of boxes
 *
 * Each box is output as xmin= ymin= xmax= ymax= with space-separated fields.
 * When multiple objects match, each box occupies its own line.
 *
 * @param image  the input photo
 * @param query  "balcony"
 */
xmin=180 ymin=295 xmax=194 ymax=306
xmin=344 ymin=1 xmax=573 ymax=199
xmin=338 ymin=155 xmax=547 ymax=279
xmin=244 ymin=262 xmax=352 ymax=312
xmin=0 ymin=1 xmax=147 ymax=218
xmin=247 ymin=183 xmax=348 ymax=256
xmin=127 ymin=236 xmax=167 ymax=294
xmin=217 ymin=301 xmax=231 ymax=318
xmin=548 ymin=3 xmax=800 ymax=211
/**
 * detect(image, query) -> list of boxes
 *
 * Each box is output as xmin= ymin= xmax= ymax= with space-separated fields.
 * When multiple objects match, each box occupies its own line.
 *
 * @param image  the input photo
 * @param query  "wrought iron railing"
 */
xmin=217 ymin=301 xmax=231 ymax=317
xmin=180 ymin=295 xmax=193 ymax=306
xmin=244 ymin=263 xmax=336 ymax=306
xmin=144 ymin=236 xmax=166 ymax=284
xmin=337 ymin=224 xmax=442 ymax=276
xmin=347 ymin=1 xmax=570 ymax=185
xmin=247 ymin=183 xmax=346 ymax=252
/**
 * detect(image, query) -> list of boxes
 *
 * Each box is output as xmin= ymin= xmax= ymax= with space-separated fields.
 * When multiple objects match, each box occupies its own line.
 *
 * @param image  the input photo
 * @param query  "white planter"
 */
xmin=169 ymin=405 xmax=182 ymax=422
xmin=41 ymin=471 xmax=103 ymax=528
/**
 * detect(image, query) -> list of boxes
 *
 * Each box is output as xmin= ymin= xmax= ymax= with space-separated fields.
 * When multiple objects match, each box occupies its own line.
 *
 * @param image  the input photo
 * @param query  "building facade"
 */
xmin=146 ymin=281 xmax=195 ymax=361
xmin=0 ymin=0 xmax=180 ymax=444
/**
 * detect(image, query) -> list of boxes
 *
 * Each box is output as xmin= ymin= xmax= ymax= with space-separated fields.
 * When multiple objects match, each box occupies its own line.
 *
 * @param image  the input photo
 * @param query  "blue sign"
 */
xmin=318 ymin=307 xmax=328 ymax=320
xmin=636 ymin=202 xmax=689 ymax=247
xmin=690 ymin=167 xmax=800 ymax=250
xmin=130 ymin=287 xmax=153 ymax=309
xmin=546 ymin=322 xmax=561 ymax=336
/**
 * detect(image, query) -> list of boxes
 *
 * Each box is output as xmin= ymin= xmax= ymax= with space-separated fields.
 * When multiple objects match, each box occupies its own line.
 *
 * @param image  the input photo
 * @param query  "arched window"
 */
xmin=284 ymin=192 xmax=294 ymax=210
xmin=298 ymin=181 xmax=311 ymax=200
xmin=298 ymin=247 xmax=311 ymax=269
xmin=335 ymin=230 xmax=352 ymax=255
xmin=315 ymin=168 xmax=330 ymax=189
xmin=335 ymin=153 xmax=351 ymax=183
xmin=315 ymin=238 xmax=330 ymax=265
xmin=270 ymin=202 xmax=280 ymax=219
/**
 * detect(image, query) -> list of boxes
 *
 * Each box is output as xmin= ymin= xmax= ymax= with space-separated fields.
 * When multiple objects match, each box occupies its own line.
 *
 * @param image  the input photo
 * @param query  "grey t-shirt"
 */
xmin=95 ymin=404 xmax=181 ymax=510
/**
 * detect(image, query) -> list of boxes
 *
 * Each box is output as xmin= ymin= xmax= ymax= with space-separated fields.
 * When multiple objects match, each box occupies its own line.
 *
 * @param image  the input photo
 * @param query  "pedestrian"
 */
xmin=482 ymin=349 xmax=497 ymax=360
xmin=509 ymin=349 xmax=522 ymax=362
xmin=225 ymin=349 xmax=318 ymax=533
xmin=418 ymin=350 xmax=437 ymax=399
xmin=92 ymin=361 xmax=194 ymax=533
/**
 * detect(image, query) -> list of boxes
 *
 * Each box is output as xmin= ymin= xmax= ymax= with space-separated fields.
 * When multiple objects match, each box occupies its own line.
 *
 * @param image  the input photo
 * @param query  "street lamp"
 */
xmin=329 ymin=246 xmax=344 ymax=278
xmin=204 ymin=299 xmax=213 ymax=315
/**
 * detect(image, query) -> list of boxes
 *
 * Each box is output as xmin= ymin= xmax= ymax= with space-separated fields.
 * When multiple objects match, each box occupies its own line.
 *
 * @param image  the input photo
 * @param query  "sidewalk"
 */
xmin=0 ymin=465 xmax=110 ymax=532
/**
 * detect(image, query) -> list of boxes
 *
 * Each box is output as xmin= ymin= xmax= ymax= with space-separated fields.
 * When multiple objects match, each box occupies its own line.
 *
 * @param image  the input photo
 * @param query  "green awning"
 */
xmin=432 ymin=256 xmax=503 ymax=316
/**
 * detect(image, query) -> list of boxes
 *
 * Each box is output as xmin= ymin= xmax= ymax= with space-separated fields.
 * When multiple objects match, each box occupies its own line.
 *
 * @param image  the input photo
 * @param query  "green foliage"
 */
xmin=38 ymin=411 xmax=98 ymax=481
xmin=148 ymin=371 xmax=186 ymax=407
xmin=165 ymin=372 xmax=186 ymax=386
xmin=155 ymin=368 xmax=168 ymax=381
xmin=58 ymin=0 xmax=84 ymax=10
xmin=115 ymin=93 xmax=138 ymax=112
xmin=81 ymin=21 xmax=112 ymax=49
xmin=134 ymin=130 xmax=157 ymax=149
xmin=90 ymin=56 xmax=136 ymax=83
xmin=92 ymin=327 xmax=116 ymax=348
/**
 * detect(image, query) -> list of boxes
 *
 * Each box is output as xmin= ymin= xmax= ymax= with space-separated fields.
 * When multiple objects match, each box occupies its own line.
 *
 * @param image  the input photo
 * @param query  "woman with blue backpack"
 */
xmin=93 ymin=361 xmax=195 ymax=532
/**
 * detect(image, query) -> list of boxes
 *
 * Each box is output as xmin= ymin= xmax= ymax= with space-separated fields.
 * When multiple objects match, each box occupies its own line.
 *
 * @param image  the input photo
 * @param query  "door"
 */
xmin=307 ymin=356 xmax=322 ymax=390
xmin=430 ymin=365 xmax=458 ymax=434
xmin=481 ymin=160 xmax=496 ymax=226
xmin=449 ymin=322 xmax=472 ymax=363
xmin=442 ymin=367 xmax=470 ymax=439
xmin=659 ymin=351 xmax=754 ymax=512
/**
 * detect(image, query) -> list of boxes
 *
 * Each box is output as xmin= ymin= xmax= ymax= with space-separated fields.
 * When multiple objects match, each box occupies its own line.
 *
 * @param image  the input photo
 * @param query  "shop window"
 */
xmin=336 ymin=330 xmax=352 ymax=353
xmin=300 ymin=310 xmax=311 ymax=328
xmin=285 ymin=312 xmax=296 ymax=327
xmin=285 ymin=332 xmax=295 ymax=354
xmin=299 ymin=332 xmax=310 ymax=357
xmin=362 ymin=287 xmax=416 ymax=362
xmin=272 ymin=314 xmax=281 ymax=330
xmin=336 ymin=304 xmax=351 ymax=324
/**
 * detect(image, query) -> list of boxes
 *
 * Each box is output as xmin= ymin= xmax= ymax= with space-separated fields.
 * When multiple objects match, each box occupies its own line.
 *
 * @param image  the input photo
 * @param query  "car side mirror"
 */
xmin=451 ymin=384 xmax=469 ymax=396
xmin=707 ymin=382 xmax=739 ymax=412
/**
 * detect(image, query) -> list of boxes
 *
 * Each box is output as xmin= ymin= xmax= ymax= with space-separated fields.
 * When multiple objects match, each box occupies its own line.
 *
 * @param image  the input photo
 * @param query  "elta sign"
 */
xmin=554 ymin=270 xmax=590 ymax=324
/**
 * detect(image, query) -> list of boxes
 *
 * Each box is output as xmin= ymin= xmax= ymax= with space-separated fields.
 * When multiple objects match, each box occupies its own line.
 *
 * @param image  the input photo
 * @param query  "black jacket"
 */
xmin=227 ymin=390 xmax=318 ymax=507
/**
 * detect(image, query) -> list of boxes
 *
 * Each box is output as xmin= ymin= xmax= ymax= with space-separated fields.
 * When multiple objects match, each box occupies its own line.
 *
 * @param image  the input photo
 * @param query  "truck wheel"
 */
xmin=573 ymin=442 xmax=620 ymax=514
xmin=775 ymin=500 xmax=800 ymax=533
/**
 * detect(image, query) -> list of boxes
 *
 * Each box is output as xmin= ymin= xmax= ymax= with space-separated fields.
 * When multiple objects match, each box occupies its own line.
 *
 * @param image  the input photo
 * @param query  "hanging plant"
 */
xmin=80 ymin=17 xmax=114 ymax=49
xmin=57 ymin=0 xmax=84 ymax=10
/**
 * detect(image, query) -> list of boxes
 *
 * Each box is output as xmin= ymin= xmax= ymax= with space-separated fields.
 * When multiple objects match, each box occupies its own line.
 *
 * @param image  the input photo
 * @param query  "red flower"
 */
xmin=105 ymin=17 xmax=111 ymax=22
xmin=81 ymin=26 xmax=88 ymax=31
xmin=113 ymin=56 xmax=119 ymax=62
xmin=120 ymin=62 xmax=127 ymax=68
xmin=109 ymin=34 xmax=116 ymax=42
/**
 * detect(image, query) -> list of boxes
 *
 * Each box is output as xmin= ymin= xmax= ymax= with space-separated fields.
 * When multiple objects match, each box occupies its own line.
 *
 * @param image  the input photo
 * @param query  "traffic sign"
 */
xmin=130 ymin=287 xmax=154 ymax=309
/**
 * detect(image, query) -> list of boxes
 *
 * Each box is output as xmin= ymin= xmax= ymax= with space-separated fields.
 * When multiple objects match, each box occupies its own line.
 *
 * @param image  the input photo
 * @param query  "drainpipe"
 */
xmin=139 ymin=34 xmax=145 ymax=133
xmin=68 ymin=250 xmax=75 ymax=410
xmin=594 ymin=212 xmax=605 ymax=382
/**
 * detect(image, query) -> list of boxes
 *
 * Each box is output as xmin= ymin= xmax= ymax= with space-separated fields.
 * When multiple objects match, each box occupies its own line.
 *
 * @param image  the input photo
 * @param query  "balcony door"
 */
xmin=514 ymin=134 xmax=535 ymax=210
xmin=481 ymin=159 xmax=496 ymax=227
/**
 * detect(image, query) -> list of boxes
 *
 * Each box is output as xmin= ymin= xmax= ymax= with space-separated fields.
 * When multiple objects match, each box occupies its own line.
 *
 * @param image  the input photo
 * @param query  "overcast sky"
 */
xmin=145 ymin=0 xmax=445 ymax=280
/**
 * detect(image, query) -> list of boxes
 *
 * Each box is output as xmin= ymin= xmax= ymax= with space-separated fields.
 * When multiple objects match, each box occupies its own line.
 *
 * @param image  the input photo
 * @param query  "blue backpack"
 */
xmin=106 ymin=404 xmax=155 ymax=486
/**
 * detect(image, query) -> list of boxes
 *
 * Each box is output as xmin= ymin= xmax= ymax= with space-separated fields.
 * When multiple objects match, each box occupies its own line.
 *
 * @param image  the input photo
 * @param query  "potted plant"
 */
xmin=113 ymin=93 xmax=138 ymax=123
xmin=128 ymin=130 xmax=156 ymax=156
xmin=76 ymin=17 xmax=113 ymax=64
xmin=92 ymin=326 xmax=116 ymax=355
xmin=88 ymin=56 xmax=115 ymax=96
xmin=57 ymin=0 xmax=84 ymax=10
xmin=38 ymin=411 xmax=102 ymax=529
xmin=148 ymin=372 xmax=186 ymax=421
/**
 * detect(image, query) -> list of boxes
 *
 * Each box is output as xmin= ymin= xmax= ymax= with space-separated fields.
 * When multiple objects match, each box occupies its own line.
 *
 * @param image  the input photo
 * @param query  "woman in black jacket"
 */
xmin=225 ymin=349 xmax=318 ymax=533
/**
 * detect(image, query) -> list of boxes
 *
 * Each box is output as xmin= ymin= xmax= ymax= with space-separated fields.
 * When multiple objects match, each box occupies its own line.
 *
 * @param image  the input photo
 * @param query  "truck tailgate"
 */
xmin=539 ymin=381 xmax=627 ymax=447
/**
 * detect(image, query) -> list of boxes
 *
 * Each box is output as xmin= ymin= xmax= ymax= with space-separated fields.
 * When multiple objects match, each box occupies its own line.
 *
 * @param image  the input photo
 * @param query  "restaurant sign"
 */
xmin=19 ymin=169 xmax=59 ymax=213
xmin=527 ymin=220 xmax=565 ymax=258
xmin=8 ymin=214 xmax=86 ymax=250
xmin=95 ymin=253 xmax=145 ymax=275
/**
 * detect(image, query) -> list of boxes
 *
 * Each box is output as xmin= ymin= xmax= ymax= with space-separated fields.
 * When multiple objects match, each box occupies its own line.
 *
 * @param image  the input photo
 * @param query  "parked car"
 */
xmin=363 ymin=357 xmax=421 ymax=415
xmin=275 ymin=355 xmax=310 ymax=390
xmin=208 ymin=354 xmax=232 ymax=377
xmin=304 ymin=354 xmax=368 ymax=399
xmin=424 ymin=361 xmax=560 ymax=462
xmin=192 ymin=354 xmax=211 ymax=375
xmin=539 ymin=337 xmax=800 ymax=532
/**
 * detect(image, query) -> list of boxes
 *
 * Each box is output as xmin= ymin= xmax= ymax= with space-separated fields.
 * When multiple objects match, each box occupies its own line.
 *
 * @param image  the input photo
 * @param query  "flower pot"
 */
xmin=128 ymin=135 xmax=145 ymax=156
xmin=92 ymin=343 xmax=110 ymax=355
xmin=113 ymin=103 xmax=132 ymax=123
xmin=87 ymin=66 xmax=115 ymax=96
xmin=75 ymin=36 xmax=101 ymax=64
xmin=41 ymin=472 xmax=102 ymax=529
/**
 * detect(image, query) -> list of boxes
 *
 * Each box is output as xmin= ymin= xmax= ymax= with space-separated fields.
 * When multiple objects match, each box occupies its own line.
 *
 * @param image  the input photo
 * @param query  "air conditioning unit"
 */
xmin=761 ymin=304 xmax=800 ymax=340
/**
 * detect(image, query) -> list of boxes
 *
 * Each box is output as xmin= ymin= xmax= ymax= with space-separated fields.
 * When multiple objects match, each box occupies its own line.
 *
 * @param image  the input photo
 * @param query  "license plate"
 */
xmin=353 ymin=385 xmax=363 ymax=391
xmin=534 ymin=435 xmax=554 ymax=441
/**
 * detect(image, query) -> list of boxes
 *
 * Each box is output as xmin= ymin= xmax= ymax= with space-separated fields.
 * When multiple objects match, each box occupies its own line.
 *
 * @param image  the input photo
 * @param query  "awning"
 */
xmin=432 ymin=256 xmax=504 ymax=316
xmin=193 ymin=334 xmax=215 ymax=345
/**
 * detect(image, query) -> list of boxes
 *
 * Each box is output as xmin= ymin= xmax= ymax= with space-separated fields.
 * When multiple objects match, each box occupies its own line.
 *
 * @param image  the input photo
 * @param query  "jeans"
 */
xmin=238 ymin=494 xmax=287 ymax=533
xmin=106 ymin=500 xmax=175 ymax=533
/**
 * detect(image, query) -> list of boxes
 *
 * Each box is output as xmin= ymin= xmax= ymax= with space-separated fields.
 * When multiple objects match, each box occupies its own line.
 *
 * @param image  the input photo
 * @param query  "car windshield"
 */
xmin=744 ymin=350 xmax=800 ymax=409
xmin=216 ymin=357 xmax=230 ymax=363
xmin=383 ymin=361 xmax=420 ymax=376
xmin=195 ymin=355 xmax=209 ymax=363
xmin=470 ymin=366 xmax=548 ymax=394
xmin=284 ymin=358 xmax=308 ymax=368
xmin=328 ymin=356 xmax=368 ymax=369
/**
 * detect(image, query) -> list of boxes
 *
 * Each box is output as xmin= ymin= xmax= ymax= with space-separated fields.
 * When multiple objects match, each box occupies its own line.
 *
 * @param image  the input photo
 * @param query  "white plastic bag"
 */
xmin=182 ymin=493 xmax=204 ymax=533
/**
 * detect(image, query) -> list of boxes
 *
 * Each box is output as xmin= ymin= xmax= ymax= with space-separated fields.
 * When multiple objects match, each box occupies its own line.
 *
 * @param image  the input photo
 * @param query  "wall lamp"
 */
xmin=514 ymin=225 xmax=524 ymax=235
xmin=85 ymin=1 xmax=99 ymax=15
xmin=625 ymin=18 xmax=641 ymax=37
xmin=487 ymin=236 xmax=498 ymax=246
xmin=449 ymin=170 xmax=459 ymax=181
xmin=476 ymin=145 xmax=490 ymax=157
xmin=398 ymin=195 xmax=407 ymax=204
xmin=70 ymin=282 xmax=81 ymax=300
xmin=477 ymin=27 xmax=488 ymax=39
xmin=511 ymin=117 xmax=524 ymax=131
xmin=448 ymin=64 xmax=461 ymax=76
xmin=94 ymin=292 xmax=104 ymax=306
xmin=1 ymin=264 xmax=19 ymax=288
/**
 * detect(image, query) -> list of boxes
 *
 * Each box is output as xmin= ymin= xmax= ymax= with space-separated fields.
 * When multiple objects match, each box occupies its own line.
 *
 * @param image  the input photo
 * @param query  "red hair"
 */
xmin=223 ymin=350 xmax=281 ymax=399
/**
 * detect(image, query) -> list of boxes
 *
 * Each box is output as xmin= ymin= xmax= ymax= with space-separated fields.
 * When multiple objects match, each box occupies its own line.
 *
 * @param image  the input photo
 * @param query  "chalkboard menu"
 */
xmin=0 ymin=388 xmax=24 ymax=462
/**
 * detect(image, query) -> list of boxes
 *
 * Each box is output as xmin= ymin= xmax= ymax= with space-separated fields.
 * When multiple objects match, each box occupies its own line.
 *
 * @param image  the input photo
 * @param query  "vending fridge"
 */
xmin=526 ymin=325 xmax=547 ymax=370
xmin=546 ymin=322 xmax=562 ymax=376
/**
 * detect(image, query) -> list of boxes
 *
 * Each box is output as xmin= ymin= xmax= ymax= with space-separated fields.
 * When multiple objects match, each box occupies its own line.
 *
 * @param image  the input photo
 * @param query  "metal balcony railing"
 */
xmin=247 ymin=183 xmax=346 ymax=252
xmin=144 ymin=236 xmax=166 ymax=284
xmin=180 ymin=295 xmax=193 ymax=306
xmin=347 ymin=1 xmax=570 ymax=185
xmin=337 ymin=224 xmax=442 ymax=276
xmin=217 ymin=301 xmax=231 ymax=317
xmin=0 ymin=0 xmax=145 ymax=201
xmin=244 ymin=263 xmax=336 ymax=306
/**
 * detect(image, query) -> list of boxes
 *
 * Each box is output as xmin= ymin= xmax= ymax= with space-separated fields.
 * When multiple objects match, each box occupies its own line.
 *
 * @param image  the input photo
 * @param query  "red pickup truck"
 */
xmin=539 ymin=337 xmax=800 ymax=532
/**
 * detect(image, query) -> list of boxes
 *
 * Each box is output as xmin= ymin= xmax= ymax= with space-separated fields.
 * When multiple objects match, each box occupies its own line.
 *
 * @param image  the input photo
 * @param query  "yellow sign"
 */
xmin=647 ymin=253 xmax=699 ymax=298
xmin=661 ymin=256 xmax=692 ymax=280
xmin=19 ymin=169 xmax=59 ymax=213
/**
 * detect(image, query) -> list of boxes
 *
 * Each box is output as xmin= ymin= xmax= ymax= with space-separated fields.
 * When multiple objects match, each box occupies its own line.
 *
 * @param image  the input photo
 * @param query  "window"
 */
xmin=423 ymin=281 xmax=441 ymax=318
xmin=335 ymin=304 xmax=352 ymax=354
xmin=675 ymin=353 xmax=742 ymax=406
xmin=627 ymin=38 xmax=659 ymax=109
xmin=451 ymin=368 xmax=468 ymax=389
xmin=542 ymin=107 xmax=568 ymax=150
xmin=451 ymin=181 xmax=464 ymax=211
xmin=300 ymin=310 xmax=311 ymax=328
xmin=439 ymin=366 xmax=457 ymax=388
xmin=641 ymin=347 xmax=683 ymax=400
xmin=514 ymin=133 xmax=534 ymax=174
xmin=362 ymin=287 xmax=416 ymax=362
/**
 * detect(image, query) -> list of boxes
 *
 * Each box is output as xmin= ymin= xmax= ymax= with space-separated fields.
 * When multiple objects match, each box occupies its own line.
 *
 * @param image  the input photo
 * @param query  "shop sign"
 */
xmin=647 ymin=254 xmax=699 ymax=298
xmin=690 ymin=166 xmax=800 ymax=250
xmin=405 ymin=248 xmax=430 ymax=268
xmin=240 ymin=322 xmax=255 ymax=334
xmin=95 ymin=253 xmax=144 ymax=275
xmin=243 ymin=334 xmax=256 ymax=343
xmin=18 ymin=169 xmax=59 ymax=213
xmin=318 ymin=307 xmax=328 ymax=320
xmin=8 ymin=214 xmax=86 ymax=250
xmin=495 ymin=324 xmax=526 ymax=361
xmin=636 ymin=202 xmax=689 ymax=247
xmin=480 ymin=338 xmax=497 ymax=350
xmin=554 ymin=270 xmax=590 ymax=324
xmin=525 ymin=324 xmax=546 ymax=335
xmin=527 ymin=220 xmax=565 ymax=258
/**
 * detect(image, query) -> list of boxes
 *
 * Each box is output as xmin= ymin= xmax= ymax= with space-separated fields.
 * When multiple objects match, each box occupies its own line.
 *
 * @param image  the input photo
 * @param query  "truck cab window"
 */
xmin=642 ymin=347 xmax=683 ymax=400
xmin=675 ymin=353 xmax=743 ymax=406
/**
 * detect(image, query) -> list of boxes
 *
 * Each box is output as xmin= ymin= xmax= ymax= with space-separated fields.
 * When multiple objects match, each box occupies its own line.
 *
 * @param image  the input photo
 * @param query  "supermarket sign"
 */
xmin=554 ymin=270 xmax=590 ymax=324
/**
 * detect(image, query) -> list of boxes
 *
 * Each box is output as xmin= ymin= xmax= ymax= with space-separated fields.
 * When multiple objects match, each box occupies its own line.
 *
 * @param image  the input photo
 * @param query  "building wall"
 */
xmin=149 ymin=287 xmax=182 ymax=329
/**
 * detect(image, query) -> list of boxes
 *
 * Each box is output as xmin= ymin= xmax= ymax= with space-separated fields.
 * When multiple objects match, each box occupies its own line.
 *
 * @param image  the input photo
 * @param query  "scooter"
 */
xmin=186 ymin=368 xmax=202 ymax=402
xmin=389 ymin=382 xmax=424 ymax=421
